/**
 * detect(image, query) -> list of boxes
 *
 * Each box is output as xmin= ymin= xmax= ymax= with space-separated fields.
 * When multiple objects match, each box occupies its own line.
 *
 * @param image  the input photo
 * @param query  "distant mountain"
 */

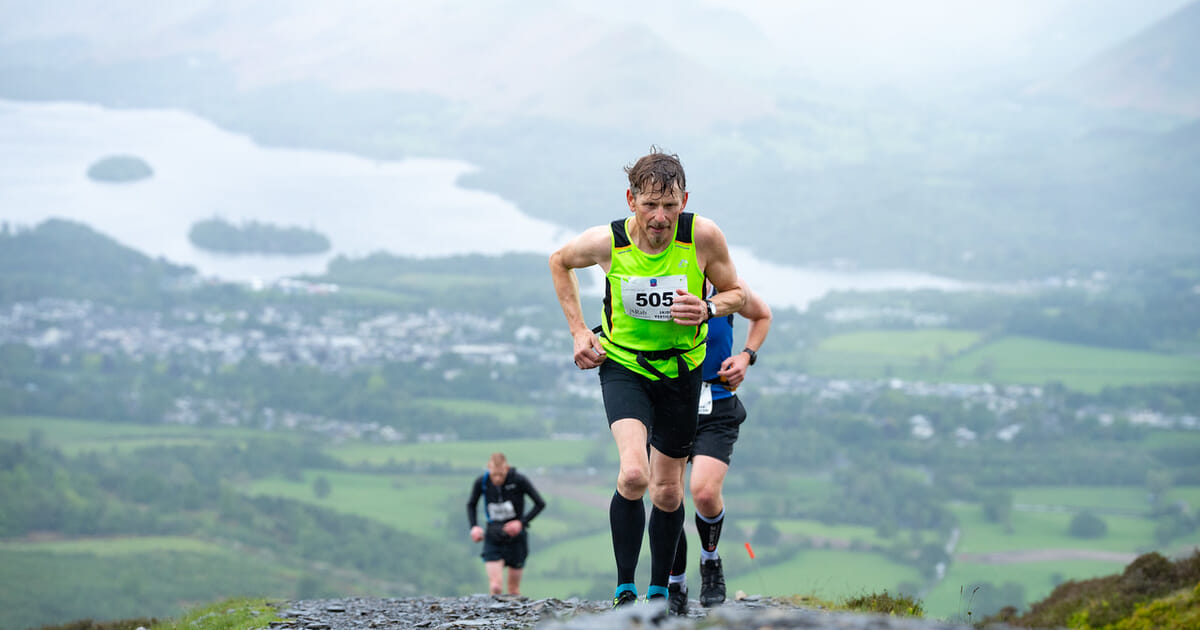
xmin=0 ymin=219 xmax=194 ymax=305
xmin=0 ymin=0 xmax=775 ymax=132
xmin=1044 ymin=0 xmax=1200 ymax=116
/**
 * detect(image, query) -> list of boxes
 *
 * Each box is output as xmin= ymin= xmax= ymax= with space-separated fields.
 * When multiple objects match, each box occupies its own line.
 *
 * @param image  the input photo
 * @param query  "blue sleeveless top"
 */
xmin=702 ymin=312 xmax=735 ymax=401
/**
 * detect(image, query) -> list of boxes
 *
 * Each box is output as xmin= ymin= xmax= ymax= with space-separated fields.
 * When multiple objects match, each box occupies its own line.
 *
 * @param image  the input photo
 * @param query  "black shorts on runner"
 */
xmin=599 ymin=359 xmax=702 ymax=459
xmin=481 ymin=530 xmax=528 ymax=568
xmin=692 ymin=394 xmax=747 ymax=465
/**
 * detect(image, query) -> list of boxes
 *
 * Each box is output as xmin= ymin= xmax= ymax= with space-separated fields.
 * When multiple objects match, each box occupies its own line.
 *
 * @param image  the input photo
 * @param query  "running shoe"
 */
xmin=667 ymin=583 xmax=688 ymax=615
xmin=699 ymin=558 xmax=726 ymax=607
xmin=613 ymin=589 xmax=638 ymax=608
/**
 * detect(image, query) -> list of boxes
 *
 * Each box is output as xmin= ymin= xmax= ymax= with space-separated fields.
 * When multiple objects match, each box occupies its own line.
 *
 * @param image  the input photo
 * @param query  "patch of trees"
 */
xmin=188 ymin=217 xmax=331 ymax=255
xmin=1067 ymin=511 xmax=1109 ymax=538
xmin=0 ymin=219 xmax=194 ymax=306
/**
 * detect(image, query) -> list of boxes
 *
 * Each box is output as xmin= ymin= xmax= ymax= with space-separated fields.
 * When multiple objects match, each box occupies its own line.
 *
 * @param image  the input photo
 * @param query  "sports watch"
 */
xmin=742 ymin=347 xmax=758 ymax=366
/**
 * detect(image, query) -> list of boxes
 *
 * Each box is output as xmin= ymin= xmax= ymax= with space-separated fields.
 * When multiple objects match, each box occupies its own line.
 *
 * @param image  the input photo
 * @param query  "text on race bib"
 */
xmin=698 ymin=381 xmax=713 ymax=415
xmin=620 ymin=275 xmax=687 ymax=321
xmin=487 ymin=500 xmax=517 ymax=522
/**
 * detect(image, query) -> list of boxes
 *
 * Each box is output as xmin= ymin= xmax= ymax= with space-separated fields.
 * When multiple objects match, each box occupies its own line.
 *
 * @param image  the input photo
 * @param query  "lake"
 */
xmin=0 ymin=98 xmax=969 ymax=310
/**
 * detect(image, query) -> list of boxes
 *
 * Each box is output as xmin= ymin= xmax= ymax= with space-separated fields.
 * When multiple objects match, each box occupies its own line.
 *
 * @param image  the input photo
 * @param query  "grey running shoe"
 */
xmin=699 ymin=558 xmax=726 ymax=607
xmin=667 ymin=583 xmax=688 ymax=615
xmin=613 ymin=589 xmax=638 ymax=608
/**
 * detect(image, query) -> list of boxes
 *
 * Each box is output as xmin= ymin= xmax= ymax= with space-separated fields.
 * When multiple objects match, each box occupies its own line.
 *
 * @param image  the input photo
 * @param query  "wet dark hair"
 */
xmin=624 ymin=146 xmax=686 ymax=197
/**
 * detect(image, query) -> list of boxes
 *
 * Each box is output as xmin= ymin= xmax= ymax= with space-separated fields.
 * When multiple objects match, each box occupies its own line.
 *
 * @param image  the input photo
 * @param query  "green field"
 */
xmin=947 ymin=337 xmax=1200 ymax=392
xmin=738 ymin=549 xmax=923 ymax=602
xmin=328 ymin=436 xmax=605 ymax=470
xmin=804 ymin=330 xmax=1200 ymax=392
xmin=0 ymin=535 xmax=229 ymax=556
xmin=0 ymin=547 xmax=300 ymax=630
xmin=242 ymin=468 xmax=609 ymax=543
xmin=0 ymin=415 xmax=277 ymax=454
xmin=1010 ymin=486 xmax=1152 ymax=513
xmin=924 ymin=558 xmax=1127 ymax=621
xmin=243 ymin=470 xmax=466 ymax=531
xmin=950 ymin=503 xmax=1158 ymax=555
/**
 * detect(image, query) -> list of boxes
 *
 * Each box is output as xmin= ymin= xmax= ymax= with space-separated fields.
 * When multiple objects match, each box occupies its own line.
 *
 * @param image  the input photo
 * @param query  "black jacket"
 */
xmin=466 ymin=468 xmax=546 ymax=541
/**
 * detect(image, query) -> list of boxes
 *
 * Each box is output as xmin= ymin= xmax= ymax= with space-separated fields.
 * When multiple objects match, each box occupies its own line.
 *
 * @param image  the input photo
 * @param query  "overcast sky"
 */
xmin=706 ymin=0 xmax=1194 ymax=86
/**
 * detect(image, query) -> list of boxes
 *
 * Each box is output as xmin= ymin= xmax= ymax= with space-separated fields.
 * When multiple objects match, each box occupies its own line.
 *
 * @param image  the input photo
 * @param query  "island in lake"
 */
xmin=86 ymin=155 xmax=154 ymax=183
xmin=188 ymin=217 xmax=332 ymax=255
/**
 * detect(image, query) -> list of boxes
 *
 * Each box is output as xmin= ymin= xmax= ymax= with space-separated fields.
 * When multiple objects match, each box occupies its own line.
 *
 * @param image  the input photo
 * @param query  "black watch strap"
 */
xmin=742 ymin=347 xmax=757 ymax=366
xmin=704 ymin=299 xmax=716 ymax=322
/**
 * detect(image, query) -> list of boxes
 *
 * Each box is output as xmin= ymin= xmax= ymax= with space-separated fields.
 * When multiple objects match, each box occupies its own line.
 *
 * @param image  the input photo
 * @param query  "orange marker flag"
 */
xmin=745 ymin=542 xmax=756 ymax=559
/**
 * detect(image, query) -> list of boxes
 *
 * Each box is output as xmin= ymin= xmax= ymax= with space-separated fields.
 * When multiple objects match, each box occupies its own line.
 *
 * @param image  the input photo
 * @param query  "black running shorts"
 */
xmin=692 ymin=394 xmax=747 ymax=465
xmin=481 ymin=530 xmax=528 ymax=568
xmin=599 ymin=359 xmax=702 ymax=459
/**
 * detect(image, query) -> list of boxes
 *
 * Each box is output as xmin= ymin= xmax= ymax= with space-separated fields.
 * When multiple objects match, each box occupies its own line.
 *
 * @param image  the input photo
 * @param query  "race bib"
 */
xmin=620 ymin=275 xmax=687 ymax=321
xmin=698 ymin=381 xmax=713 ymax=415
xmin=487 ymin=500 xmax=516 ymax=522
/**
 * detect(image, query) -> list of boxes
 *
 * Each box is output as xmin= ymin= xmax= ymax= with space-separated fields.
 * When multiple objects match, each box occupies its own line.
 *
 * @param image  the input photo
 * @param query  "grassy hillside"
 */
xmin=799 ymin=329 xmax=1200 ymax=392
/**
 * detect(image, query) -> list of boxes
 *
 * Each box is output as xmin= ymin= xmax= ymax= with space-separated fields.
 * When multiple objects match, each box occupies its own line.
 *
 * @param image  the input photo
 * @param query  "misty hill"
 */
xmin=0 ymin=219 xmax=194 ymax=306
xmin=0 ymin=0 xmax=773 ymax=133
xmin=1049 ymin=0 xmax=1200 ymax=117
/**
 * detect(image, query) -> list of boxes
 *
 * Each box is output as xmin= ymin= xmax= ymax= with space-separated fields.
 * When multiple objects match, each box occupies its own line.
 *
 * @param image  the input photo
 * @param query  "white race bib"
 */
xmin=698 ymin=381 xmax=713 ymax=415
xmin=620 ymin=275 xmax=687 ymax=321
xmin=487 ymin=500 xmax=516 ymax=522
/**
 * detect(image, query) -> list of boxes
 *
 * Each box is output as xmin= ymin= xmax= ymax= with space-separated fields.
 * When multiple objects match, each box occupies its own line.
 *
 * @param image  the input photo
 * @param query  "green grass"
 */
xmin=1011 ymin=486 xmax=1153 ymax=513
xmin=0 ymin=550 xmax=297 ymax=630
xmin=0 ymin=415 xmax=280 ymax=454
xmin=924 ymin=558 xmax=1128 ymax=621
xmin=517 ymin=531 xmax=613 ymax=600
xmin=241 ymin=468 xmax=602 ymax=543
xmin=328 ymin=436 xmax=600 ymax=470
xmin=0 ymin=536 xmax=229 ymax=556
xmin=945 ymin=336 xmax=1200 ymax=392
xmin=950 ymin=503 xmax=1158 ymax=554
xmin=817 ymin=329 xmax=982 ymax=359
xmin=803 ymin=331 xmax=1200 ymax=391
xmin=242 ymin=470 xmax=465 ymax=531
xmin=747 ymin=518 xmax=893 ymax=549
xmin=418 ymin=398 xmax=539 ymax=426
xmin=152 ymin=599 xmax=280 ymax=630
xmin=739 ymin=549 xmax=923 ymax=602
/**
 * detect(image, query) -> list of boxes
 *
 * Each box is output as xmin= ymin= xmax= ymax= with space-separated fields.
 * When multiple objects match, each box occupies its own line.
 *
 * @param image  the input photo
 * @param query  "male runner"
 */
xmin=668 ymin=280 xmax=771 ymax=614
xmin=467 ymin=452 xmax=546 ymax=596
xmin=549 ymin=147 xmax=744 ymax=606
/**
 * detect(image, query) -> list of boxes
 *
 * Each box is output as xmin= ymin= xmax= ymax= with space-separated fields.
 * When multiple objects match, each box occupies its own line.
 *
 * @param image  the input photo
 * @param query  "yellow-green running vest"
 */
xmin=599 ymin=212 xmax=707 ymax=380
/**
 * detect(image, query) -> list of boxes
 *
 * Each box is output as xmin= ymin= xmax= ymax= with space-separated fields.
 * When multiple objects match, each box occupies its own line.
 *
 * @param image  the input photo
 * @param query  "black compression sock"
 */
xmin=671 ymin=507 xmax=688 ymax=576
xmin=649 ymin=503 xmax=684 ymax=588
xmin=610 ymin=491 xmax=645 ymax=586
xmin=695 ymin=509 xmax=725 ymax=553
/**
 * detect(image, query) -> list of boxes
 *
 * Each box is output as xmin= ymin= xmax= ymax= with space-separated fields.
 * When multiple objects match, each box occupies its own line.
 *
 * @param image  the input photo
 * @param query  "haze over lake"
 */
xmin=0 ymin=98 xmax=968 ymax=309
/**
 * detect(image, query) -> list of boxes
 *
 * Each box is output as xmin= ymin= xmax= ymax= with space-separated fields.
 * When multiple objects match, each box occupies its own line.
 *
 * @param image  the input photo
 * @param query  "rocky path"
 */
xmin=272 ymin=595 xmax=999 ymax=630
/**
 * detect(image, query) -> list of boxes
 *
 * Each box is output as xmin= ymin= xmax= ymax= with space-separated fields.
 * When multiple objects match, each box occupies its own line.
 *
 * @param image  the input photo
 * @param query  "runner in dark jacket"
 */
xmin=467 ymin=452 xmax=546 ymax=595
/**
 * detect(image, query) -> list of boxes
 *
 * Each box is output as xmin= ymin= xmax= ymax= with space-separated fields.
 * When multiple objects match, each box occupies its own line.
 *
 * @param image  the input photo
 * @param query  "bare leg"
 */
xmin=611 ymin=419 xmax=650 ymax=499
xmin=506 ymin=567 xmax=523 ymax=595
xmin=689 ymin=455 xmax=730 ymax=519
xmin=484 ymin=560 xmax=504 ymax=595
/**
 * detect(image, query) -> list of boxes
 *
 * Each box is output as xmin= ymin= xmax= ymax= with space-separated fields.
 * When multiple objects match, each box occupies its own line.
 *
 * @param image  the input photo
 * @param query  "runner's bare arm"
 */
xmin=549 ymin=226 xmax=611 ymax=369
xmin=696 ymin=217 xmax=745 ymax=318
xmin=737 ymin=281 xmax=771 ymax=353
xmin=718 ymin=280 xmax=772 ymax=388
